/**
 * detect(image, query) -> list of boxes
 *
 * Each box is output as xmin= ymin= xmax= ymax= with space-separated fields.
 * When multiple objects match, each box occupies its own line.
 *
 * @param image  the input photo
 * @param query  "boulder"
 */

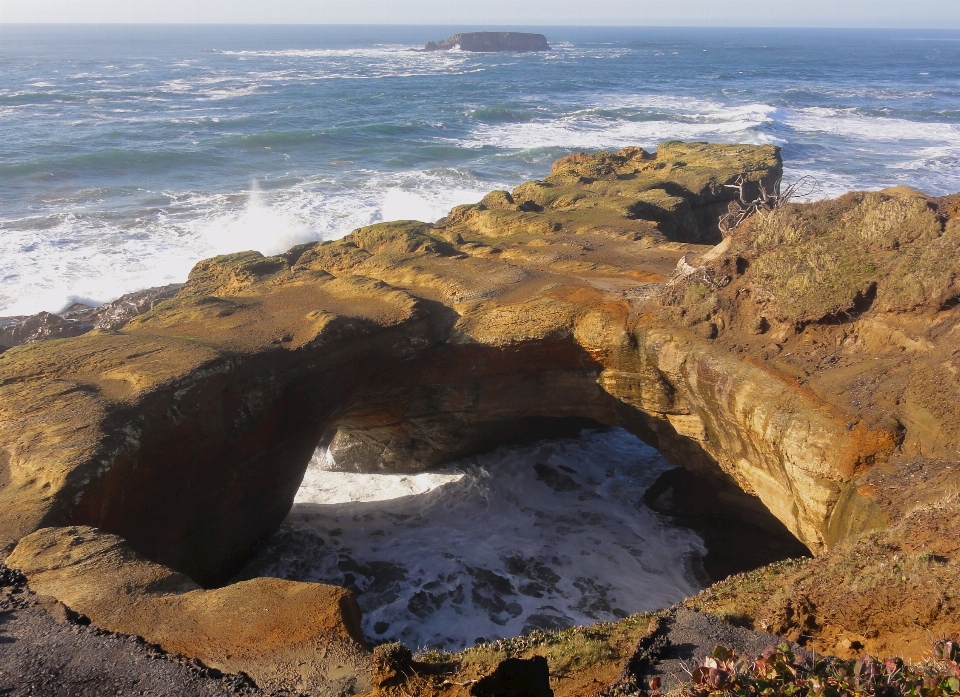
xmin=6 ymin=526 xmax=370 ymax=696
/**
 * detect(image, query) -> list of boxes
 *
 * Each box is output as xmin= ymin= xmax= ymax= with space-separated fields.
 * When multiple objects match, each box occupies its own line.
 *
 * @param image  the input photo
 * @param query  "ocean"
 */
xmin=2 ymin=25 xmax=960 ymax=316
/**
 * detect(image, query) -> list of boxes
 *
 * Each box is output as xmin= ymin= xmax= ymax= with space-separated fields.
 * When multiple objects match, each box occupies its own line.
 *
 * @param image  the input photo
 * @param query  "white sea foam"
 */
xmin=0 ymin=170 xmax=499 ymax=315
xmin=779 ymin=107 xmax=960 ymax=195
xmin=783 ymin=107 xmax=960 ymax=144
xmin=241 ymin=429 xmax=706 ymax=650
xmin=380 ymin=184 xmax=487 ymax=223
xmin=296 ymin=466 xmax=465 ymax=505
xmin=199 ymin=183 xmax=314 ymax=256
xmin=458 ymin=98 xmax=779 ymax=152
xmin=213 ymin=46 xmax=482 ymax=81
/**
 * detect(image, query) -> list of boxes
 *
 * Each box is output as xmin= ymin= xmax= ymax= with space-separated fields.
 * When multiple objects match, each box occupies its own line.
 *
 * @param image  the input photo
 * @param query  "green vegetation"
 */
xmin=734 ymin=191 xmax=956 ymax=322
xmin=416 ymin=613 xmax=657 ymax=678
xmin=673 ymin=641 xmax=960 ymax=697
xmin=684 ymin=559 xmax=812 ymax=631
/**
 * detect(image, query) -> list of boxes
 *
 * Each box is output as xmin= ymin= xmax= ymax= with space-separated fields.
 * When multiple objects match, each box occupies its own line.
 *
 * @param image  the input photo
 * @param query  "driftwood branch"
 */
xmin=718 ymin=175 xmax=820 ymax=236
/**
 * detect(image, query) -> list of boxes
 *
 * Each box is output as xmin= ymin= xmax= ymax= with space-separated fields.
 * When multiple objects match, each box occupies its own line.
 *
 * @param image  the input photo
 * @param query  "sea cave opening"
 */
xmin=237 ymin=426 xmax=809 ymax=651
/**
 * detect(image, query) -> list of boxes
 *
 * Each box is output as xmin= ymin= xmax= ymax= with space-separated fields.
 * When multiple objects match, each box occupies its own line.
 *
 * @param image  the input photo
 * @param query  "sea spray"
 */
xmin=200 ymin=181 xmax=314 ymax=257
xmin=3 ymin=25 xmax=960 ymax=315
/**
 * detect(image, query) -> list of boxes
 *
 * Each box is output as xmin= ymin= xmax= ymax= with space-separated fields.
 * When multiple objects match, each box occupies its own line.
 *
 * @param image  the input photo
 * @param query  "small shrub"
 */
xmin=673 ymin=641 xmax=960 ymax=697
xmin=728 ymin=191 xmax=956 ymax=322
xmin=373 ymin=642 xmax=413 ymax=676
xmin=417 ymin=614 xmax=657 ymax=680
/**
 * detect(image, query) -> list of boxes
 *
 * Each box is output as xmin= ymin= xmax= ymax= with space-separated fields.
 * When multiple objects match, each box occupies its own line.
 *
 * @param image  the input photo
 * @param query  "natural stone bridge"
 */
xmin=0 ymin=143 xmax=903 ymax=593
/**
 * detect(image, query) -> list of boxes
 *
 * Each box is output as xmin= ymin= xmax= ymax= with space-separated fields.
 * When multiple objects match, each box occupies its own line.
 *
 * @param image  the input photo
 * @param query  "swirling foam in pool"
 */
xmin=239 ymin=428 xmax=706 ymax=650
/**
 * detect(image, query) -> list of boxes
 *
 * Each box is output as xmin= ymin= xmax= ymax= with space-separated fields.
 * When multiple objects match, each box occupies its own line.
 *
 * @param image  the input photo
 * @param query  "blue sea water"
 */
xmin=2 ymin=24 xmax=960 ymax=315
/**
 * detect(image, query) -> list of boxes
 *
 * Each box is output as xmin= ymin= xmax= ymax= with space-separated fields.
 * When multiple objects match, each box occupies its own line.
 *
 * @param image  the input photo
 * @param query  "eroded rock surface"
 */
xmin=0 ymin=142 xmax=796 ymax=585
xmin=7 ymin=526 xmax=370 ymax=695
xmin=1 ymin=141 xmax=958 ymax=674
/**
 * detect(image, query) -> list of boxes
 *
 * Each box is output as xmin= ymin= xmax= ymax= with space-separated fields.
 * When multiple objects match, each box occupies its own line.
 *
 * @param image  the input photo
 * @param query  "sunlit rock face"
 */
xmin=7 ymin=526 xmax=371 ymax=696
xmin=1 ymin=141 xmax=924 ymax=595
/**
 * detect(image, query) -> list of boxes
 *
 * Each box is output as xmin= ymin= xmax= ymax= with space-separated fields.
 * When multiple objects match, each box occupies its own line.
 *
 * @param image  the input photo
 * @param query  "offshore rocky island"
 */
xmin=422 ymin=32 xmax=550 ymax=52
xmin=1 ymin=142 xmax=959 ymax=696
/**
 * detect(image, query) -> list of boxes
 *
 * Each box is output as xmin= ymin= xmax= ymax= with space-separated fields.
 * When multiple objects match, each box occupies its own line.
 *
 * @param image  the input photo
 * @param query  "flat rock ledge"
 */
xmin=7 ymin=526 xmax=370 ymax=696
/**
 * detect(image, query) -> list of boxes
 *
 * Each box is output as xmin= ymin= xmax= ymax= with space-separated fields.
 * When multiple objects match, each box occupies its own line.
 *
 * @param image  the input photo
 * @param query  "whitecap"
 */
xmin=458 ymin=99 xmax=778 ymax=152
xmin=782 ymin=107 xmax=960 ymax=144
xmin=0 ymin=168 xmax=503 ymax=316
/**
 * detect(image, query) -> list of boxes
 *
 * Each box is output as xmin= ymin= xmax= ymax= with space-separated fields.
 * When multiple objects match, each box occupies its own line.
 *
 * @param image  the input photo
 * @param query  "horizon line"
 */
xmin=2 ymin=22 xmax=960 ymax=31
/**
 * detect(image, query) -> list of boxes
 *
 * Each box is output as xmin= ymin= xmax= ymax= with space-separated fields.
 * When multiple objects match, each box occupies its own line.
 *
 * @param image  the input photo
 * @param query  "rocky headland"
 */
xmin=423 ymin=32 xmax=549 ymax=52
xmin=2 ymin=141 xmax=958 ymax=695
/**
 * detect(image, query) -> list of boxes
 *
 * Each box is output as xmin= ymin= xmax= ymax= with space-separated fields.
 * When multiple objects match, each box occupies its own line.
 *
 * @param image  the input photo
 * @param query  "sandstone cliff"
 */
xmin=0 ymin=142 xmax=793 ymax=585
xmin=2 ymin=141 xmax=958 ymax=678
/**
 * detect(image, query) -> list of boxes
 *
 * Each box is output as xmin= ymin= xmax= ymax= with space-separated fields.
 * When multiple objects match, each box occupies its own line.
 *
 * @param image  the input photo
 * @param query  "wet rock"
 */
xmin=468 ymin=567 xmax=521 ymax=625
xmin=521 ymin=611 xmax=574 ymax=634
xmin=80 ymin=282 xmax=183 ymax=330
xmin=533 ymin=463 xmax=580 ymax=492
xmin=424 ymin=32 xmax=549 ymax=53
xmin=407 ymin=589 xmax=445 ymax=619
xmin=0 ymin=283 xmax=181 ymax=350
xmin=573 ymin=577 xmax=629 ymax=620
xmin=0 ymin=311 xmax=92 ymax=349
xmin=503 ymin=555 xmax=562 ymax=600
xmin=337 ymin=557 xmax=409 ymax=613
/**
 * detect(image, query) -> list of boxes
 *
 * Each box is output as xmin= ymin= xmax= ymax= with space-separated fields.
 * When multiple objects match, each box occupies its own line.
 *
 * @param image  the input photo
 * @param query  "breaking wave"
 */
xmin=3 ymin=25 xmax=960 ymax=315
xmin=0 ymin=170 xmax=496 ymax=316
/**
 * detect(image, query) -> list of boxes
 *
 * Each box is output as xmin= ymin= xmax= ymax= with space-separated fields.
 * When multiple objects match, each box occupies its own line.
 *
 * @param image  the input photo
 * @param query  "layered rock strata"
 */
xmin=1 ymin=142 xmax=807 ymax=587
xmin=2 ymin=142 xmax=958 ymax=675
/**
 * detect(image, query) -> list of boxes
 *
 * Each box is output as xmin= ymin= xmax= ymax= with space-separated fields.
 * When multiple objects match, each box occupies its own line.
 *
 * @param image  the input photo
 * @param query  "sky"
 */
xmin=2 ymin=0 xmax=960 ymax=28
